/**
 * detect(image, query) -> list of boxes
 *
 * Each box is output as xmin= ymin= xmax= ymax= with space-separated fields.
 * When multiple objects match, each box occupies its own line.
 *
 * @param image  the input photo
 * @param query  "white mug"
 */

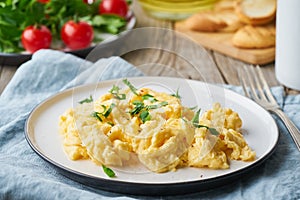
xmin=275 ymin=0 xmax=300 ymax=91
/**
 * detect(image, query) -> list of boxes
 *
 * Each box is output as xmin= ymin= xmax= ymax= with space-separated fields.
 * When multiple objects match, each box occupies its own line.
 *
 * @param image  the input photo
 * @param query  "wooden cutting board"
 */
xmin=175 ymin=21 xmax=275 ymax=65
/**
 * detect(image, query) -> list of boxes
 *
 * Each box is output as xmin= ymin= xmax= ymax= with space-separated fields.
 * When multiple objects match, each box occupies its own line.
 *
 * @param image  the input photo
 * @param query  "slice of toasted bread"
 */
xmin=232 ymin=24 xmax=276 ymax=48
xmin=183 ymin=10 xmax=243 ymax=32
xmin=235 ymin=0 xmax=276 ymax=25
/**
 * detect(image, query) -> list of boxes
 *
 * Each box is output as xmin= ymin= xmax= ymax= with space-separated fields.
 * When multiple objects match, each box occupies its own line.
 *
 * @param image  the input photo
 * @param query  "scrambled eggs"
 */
xmin=59 ymin=79 xmax=255 ymax=173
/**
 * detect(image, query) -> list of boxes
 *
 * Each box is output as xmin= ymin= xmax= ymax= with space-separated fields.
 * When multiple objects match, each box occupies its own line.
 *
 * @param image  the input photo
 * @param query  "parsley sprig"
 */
xmin=130 ymin=100 xmax=168 ymax=123
xmin=121 ymin=79 xmax=170 ymax=123
xmin=102 ymin=164 xmax=116 ymax=178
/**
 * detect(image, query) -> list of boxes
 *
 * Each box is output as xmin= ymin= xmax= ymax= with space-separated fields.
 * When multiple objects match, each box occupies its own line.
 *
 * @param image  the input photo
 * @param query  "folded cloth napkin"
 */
xmin=1 ymin=49 xmax=300 ymax=200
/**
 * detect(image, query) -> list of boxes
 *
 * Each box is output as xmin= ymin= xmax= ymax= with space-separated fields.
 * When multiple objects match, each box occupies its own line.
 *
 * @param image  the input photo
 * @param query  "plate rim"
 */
xmin=24 ymin=76 xmax=279 ymax=195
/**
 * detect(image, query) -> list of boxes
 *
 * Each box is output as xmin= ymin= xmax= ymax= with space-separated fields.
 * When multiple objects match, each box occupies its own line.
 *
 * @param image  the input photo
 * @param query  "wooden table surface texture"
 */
xmin=1 ymin=1 xmax=296 ymax=95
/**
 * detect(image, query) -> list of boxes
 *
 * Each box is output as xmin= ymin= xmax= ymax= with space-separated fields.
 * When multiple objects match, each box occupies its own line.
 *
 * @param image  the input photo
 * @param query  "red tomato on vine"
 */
xmin=99 ymin=0 xmax=129 ymax=18
xmin=61 ymin=21 xmax=94 ymax=50
xmin=21 ymin=25 xmax=52 ymax=53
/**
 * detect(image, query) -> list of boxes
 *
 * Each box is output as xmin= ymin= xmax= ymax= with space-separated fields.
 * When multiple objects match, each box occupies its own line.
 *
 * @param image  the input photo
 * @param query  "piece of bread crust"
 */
xmin=213 ymin=0 xmax=235 ymax=11
xmin=232 ymin=25 xmax=276 ymax=48
xmin=183 ymin=10 xmax=244 ymax=32
xmin=235 ymin=0 xmax=276 ymax=25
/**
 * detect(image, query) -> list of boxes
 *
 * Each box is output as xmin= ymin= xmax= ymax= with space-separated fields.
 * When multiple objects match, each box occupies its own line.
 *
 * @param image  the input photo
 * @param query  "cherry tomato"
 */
xmin=21 ymin=25 xmax=52 ymax=53
xmin=37 ymin=0 xmax=50 ymax=3
xmin=99 ymin=0 xmax=129 ymax=18
xmin=61 ymin=21 xmax=94 ymax=50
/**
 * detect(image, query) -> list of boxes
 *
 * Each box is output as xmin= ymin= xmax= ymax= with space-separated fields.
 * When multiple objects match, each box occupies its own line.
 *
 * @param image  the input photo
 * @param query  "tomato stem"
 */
xmin=74 ymin=14 xmax=79 ymax=23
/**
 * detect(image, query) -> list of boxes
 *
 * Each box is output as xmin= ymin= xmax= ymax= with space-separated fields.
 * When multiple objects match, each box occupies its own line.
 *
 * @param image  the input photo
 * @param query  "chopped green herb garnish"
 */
xmin=181 ymin=117 xmax=188 ymax=123
xmin=101 ymin=105 xmax=107 ymax=111
xmin=194 ymin=124 xmax=219 ymax=136
xmin=109 ymin=85 xmax=126 ymax=100
xmin=103 ymin=103 xmax=116 ymax=118
xmin=147 ymin=101 xmax=168 ymax=110
xmin=133 ymin=100 xmax=143 ymax=105
xmin=123 ymin=79 xmax=139 ymax=95
xmin=91 ymin=103 xmax=115 ymax=122
xmin=192 ymin=109 xmax=201 ymax=126
xmin=189 ymin=106 xmax=198 ymax=111
xmin=140 ymin=110 xmax=151 ymax=123
xmin=142 ymin=94 xmax=158 ymax=102
xmin=107 ymin=122 xmax=114 ymax=126
xmin=171 ymin=88 xmax=181 ymax=99
xmin=130 ymin=101 xmax=144 ymax=115
xmin=191 ymin=109 xmax=219 ymax=136
xmin=102 ymin=164 xmax=116 ymax=178
xmin=78 ymin=95 xmax=93 ymax=104
xmin=91 ymin=111 xmax=103 ymax=122
xmin=208 ymin=127 xmax=219 ymax=136
xmin=129 ymin=100 xmax=168 ymax=123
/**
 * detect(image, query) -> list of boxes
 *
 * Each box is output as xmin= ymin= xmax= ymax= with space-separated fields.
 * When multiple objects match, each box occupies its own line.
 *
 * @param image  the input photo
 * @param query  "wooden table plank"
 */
xmin=121 ymin=30 xmax=225 ymax=83
xmin=0 ymin=0 xmax=298 ymax=96
xmin=126 ymin=1 xmax=225 ymax=83
xmin=0 ymin=65 xmax=18 ymax=94
xmin=172 ymin=38 xmax=225 ymax=83
xmin=212 ymin=52 xmax=279 ymax=86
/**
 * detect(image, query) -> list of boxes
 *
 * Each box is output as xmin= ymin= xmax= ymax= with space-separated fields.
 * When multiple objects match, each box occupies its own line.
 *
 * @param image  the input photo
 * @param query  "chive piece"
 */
xmin=109 ymin=85 xmax=126 ymax=100
xmin=123 ymin=79 xmax=138 ymax=95
xmin=189 ymin=106 xmax=198 ymax=111
xmin=103 ymin=103 xmax=116 ymax=117
xmin=181 ymin=117 xmax=188 ymax=123
xmin=107 ymin=122 xmax=114 ymax=126
xmin=91 ymin=112 xmax=103 ymax=122
xmin=192 ymin=109 xmax=201 ymax=127
xmin=118 ymin=94 xmax=126 ymax=100
xmin=193 ymin=124 xmax=220 ymax=136
xmin=142 ymin=94 xmax=158 ymax=102
xmin=78 ymin=95 xmax=93 ymax=104
xmin=191 ymin=108 xmax=219 ymax=135
xmin=140 ymin=110 xmax=151 ymax=123
xmin=132 ymin=100 xmax=143 ymax=105
xmin=171 ymin=88 xmax=181 ymax=99
xmin=109 ymin=85 xmax=120 ymax=94
xmin=208 ymin=127 xmax=219 ymax=136
xmin=130 ymin=101 xmax=144 ymax=115
xmin=101 ymin=105 xmax=107 ymax=112
xmin=130 ymin=98 xmax=168 ymax=123
xmin=147 ymin=101 xmax=168 ymax=110
xmin=102 ymin=165 xmax=116 ymax=178
xmin=194 ymin=124 xmax=209 ymax=129
xmin=91 ymin=103 xmax=116 ymax=121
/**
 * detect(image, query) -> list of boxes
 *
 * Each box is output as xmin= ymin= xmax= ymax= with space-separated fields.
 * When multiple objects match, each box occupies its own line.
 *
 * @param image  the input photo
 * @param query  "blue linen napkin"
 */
xmin=1 ymin=49 xmax=300 ymax=200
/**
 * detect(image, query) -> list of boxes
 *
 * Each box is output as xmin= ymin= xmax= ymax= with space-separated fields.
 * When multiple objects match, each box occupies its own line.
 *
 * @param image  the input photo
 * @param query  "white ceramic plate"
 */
xmin=25 ymin=77 xmax=279 ymax=195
